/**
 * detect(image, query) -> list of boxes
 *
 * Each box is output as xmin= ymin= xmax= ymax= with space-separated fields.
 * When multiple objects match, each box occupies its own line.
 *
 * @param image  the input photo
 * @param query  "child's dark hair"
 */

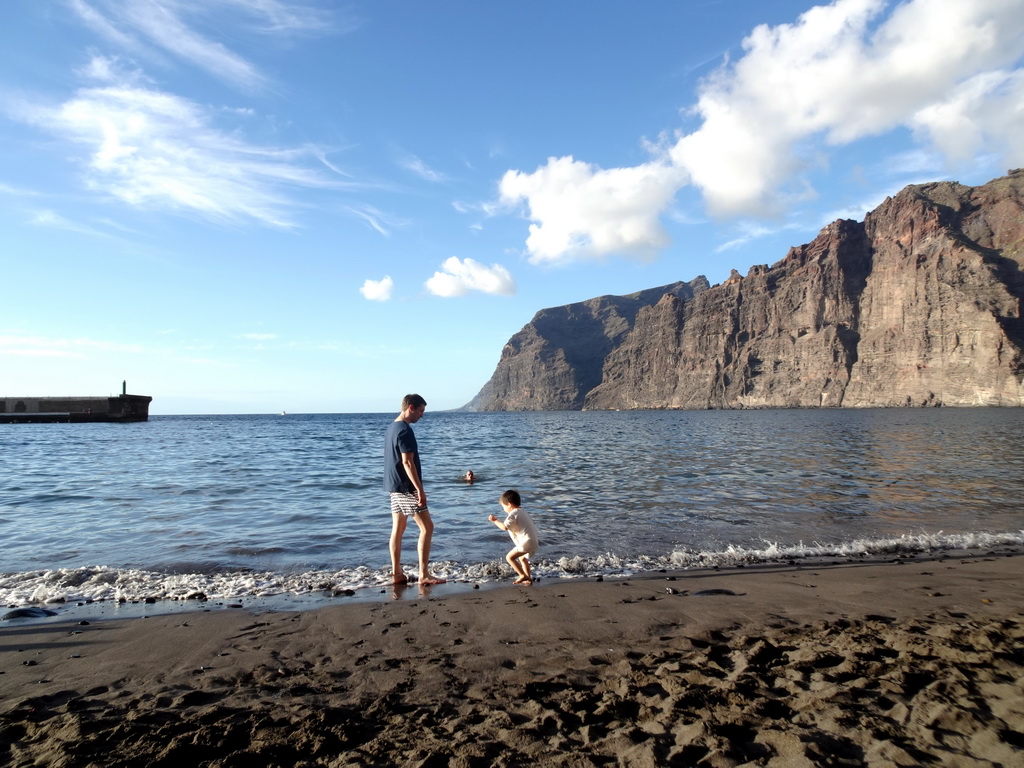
xmin=500 ymin=489 xmax=521 ymax=507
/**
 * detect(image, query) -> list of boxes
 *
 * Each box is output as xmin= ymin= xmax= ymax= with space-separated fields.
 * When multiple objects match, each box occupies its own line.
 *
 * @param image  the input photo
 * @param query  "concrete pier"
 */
xmin=0 ymin=393 xmax=153 ymax=423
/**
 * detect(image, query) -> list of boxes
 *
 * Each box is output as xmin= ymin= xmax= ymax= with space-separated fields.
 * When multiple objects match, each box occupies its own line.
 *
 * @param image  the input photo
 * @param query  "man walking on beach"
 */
xmin=384 ymin=394 xmax=445 ymax=585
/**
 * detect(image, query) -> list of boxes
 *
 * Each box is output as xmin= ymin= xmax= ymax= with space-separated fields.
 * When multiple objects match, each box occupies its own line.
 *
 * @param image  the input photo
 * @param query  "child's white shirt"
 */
xmin=504 ymin=507 xmax=539 ymax=555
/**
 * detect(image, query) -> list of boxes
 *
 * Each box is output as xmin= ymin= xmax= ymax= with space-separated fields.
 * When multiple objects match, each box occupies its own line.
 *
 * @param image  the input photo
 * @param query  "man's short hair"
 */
xmin=500 ymin=489 xmax=521 ymax=507
xmin=402 ymin=393 xmax=427 ymax=409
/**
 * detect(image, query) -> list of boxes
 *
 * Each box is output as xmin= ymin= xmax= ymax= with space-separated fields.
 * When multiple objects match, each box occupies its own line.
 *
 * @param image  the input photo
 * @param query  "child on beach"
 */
xmin=487 ymin=489 xmax=539 ymax=585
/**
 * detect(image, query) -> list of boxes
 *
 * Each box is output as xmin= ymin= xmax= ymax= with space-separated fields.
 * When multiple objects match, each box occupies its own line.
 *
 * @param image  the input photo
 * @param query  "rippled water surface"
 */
xmin=2 ymin=409 xmax=1022 ymax=604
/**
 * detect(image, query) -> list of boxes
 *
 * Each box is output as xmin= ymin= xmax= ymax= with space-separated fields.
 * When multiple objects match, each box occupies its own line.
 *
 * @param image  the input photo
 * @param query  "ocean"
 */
xmin=2 ymin=409 xmax=1022 ymax=613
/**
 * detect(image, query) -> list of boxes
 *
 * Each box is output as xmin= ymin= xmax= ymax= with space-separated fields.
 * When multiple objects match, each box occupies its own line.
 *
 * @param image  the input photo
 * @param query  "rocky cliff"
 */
xmin=467 ymin=170 xmax=1024 ymax=410
xmin=463 ymin=280 xmax=709 ymax=410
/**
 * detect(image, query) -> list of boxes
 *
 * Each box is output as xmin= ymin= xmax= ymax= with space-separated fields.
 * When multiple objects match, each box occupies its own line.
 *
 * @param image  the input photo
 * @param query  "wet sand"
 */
xmin=2 ymin=549 xmax=1023 ymax=767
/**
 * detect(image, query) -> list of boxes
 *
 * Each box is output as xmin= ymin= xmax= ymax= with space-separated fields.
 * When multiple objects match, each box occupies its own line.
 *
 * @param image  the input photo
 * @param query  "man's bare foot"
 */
xmin=419 ymin=574 xmax=446 ymax=585
xmin=392 ymin=573 xmax=409 ymax=585
xmin=513 ymin=576 xmax=533 ymax=585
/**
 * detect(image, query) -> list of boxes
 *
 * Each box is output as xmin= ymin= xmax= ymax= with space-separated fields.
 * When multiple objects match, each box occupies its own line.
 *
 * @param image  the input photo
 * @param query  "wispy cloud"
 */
xmin=715 ymin=221 xmax=801 ymax=253
xmin=425 ymin=257 xmax=515 ymax=298
xmin=0 ymin=181 xmax=41 ymax=197
xmin=401 ymin=155 xmax=447 ymax=183
xmin=345 ymin=205 xmax=408 ymax=237
xmin=17 ymin=62 xmax=341 ymax=228
xmin=212 ymin=0 xmax=339 ymax=34
xmin=878 ymin=148 xmax=944 ymax=177
xmin=70 ymin=0 xmax=140 ymax=52
xmin=0 ymin=329 xmax=302 ymax=365
xmin=239 ymin=333 xmax=280 ymax=341
xmin=69 ymin=0 xmax=338 ymax=91
xmin=313 ymin=148 xmax=353 ymax=179
xmin=28 ymin=208 xmax=113 ymax=237
xmin=453 ymin=199 xmax=503 ymax=217
xmin=0 ymin=333 xmax=144 ymax=359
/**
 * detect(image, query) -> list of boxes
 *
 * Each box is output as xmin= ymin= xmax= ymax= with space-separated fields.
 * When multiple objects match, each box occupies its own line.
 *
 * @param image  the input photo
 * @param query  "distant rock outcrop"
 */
xmin=466 ymin=170 xmax=1024 ymax=410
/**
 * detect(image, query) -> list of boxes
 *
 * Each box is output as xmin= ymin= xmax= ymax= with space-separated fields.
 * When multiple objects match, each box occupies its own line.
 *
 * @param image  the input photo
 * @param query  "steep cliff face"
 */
xmin=589 ymin=219 xmax=876 ymax=411
xmin=841 ymin=175 xmax=1024 ymax=407
xmin=588 ymin=219 xmax=873 ymax=409
xmin=468 ymin=170 xmax=1024 ymax=411
xmin=464 ymin=279 xmax=709 ymax=411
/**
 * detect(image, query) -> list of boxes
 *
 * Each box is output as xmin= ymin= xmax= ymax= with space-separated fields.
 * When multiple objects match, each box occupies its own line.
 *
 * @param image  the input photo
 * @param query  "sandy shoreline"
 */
xmin=3 ymin=549 xmax=1023 ymax=767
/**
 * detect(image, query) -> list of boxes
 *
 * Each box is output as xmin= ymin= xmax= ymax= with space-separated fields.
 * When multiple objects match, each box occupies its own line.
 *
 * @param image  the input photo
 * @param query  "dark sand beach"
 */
xmin=3 ymin=550 xmax=1022 ymax=767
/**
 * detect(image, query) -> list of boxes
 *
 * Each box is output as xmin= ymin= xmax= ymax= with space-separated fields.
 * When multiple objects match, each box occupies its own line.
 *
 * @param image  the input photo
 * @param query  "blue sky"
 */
xmin=2 ymin=0 xmax=1023 ymax=414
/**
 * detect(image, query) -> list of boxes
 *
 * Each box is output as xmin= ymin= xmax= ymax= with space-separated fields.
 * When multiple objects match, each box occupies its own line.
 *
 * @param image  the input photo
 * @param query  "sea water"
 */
xmin=1 ymin=409 xmax=1022 ymax=609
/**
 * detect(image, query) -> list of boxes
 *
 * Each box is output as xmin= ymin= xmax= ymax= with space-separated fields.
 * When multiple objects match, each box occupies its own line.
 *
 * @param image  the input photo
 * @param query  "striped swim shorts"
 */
xmin=390 ymin=492 xmax=426 ymax=516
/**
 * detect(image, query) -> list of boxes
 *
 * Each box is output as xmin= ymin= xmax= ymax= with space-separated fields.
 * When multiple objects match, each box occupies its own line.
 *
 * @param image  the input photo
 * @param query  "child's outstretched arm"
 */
xmin=487 ymin=514 xmax=507 ymax=531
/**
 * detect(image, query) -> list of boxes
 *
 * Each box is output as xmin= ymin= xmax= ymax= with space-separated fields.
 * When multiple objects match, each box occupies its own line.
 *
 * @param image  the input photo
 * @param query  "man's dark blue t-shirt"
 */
xmin=384 ymin=419 xmax=420 ymax=494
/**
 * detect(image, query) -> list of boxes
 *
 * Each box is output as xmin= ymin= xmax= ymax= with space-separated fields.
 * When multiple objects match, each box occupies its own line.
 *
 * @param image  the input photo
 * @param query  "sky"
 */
xmin=2 ymin=0 xmax=1023 ymax=415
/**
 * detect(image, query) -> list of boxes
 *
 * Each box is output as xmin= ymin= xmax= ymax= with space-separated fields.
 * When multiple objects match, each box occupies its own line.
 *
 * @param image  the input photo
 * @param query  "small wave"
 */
xmin=2 ymin=530 xmax=1021 ymax=609
xmin=224 ymin=546 xmax=286 ymax=556
xmin=11 ymin=493 xmax=95 ymax=506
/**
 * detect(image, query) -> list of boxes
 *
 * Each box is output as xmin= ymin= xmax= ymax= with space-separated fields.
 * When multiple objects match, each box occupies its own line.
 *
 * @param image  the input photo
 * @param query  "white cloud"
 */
xmin=670 ymin=0 xmax=1024 ymax=217
xmin=425 ymin=257 xmax=516 ymax=298
xmin=360 ymin=276 xmax=393 ymax=301
xmin=19 ymin=68 xmax=338 ymax=227
xmin=501 ymin=0 xmax=1024 ymax=263
xmin=911 ymin=70 xmax=1024 ymax=165
xmin=499 ymin=156 xmax=685 ymax=266
xmin=76 ymin=53 xmax=139 ymax=85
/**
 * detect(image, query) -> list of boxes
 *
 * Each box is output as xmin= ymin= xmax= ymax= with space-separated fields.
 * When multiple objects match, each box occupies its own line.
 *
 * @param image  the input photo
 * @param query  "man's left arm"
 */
xmin=402 ymin=451 xmax=426 ymax=508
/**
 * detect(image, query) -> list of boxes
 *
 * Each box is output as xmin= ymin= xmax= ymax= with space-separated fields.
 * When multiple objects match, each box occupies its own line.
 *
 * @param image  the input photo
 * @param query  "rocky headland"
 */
xmin=466 ymin=170 xmax=1024 ymax=410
